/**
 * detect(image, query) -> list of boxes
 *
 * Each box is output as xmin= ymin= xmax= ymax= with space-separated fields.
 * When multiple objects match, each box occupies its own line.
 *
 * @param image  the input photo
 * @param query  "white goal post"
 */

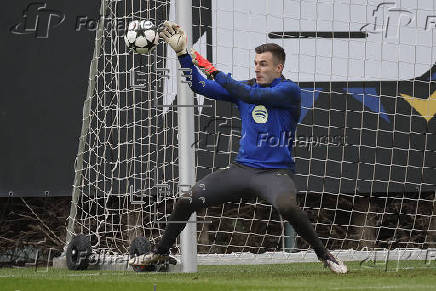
xmin=64 ymin=0 xmax=436 ymax=271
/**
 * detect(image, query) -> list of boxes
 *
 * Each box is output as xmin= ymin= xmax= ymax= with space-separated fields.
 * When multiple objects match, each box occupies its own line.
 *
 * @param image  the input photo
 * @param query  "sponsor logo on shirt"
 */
xmin=252 ymin=105 xmax=268 ymax=123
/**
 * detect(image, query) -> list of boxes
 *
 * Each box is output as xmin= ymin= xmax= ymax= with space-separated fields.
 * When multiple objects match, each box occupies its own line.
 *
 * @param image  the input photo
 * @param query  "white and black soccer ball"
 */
xmin=124 ymin=20 xmax=159 ymax=55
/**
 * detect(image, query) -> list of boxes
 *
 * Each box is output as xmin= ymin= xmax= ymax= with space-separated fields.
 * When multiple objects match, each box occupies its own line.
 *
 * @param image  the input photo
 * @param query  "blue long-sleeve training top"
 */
xmin=178 ymin=54 xmax=301 ymax=172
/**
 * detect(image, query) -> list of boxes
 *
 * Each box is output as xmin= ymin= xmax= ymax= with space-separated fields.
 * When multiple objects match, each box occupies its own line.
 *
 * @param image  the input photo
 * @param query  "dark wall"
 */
xmin=0 ymin=0 xmax=100 ymax=196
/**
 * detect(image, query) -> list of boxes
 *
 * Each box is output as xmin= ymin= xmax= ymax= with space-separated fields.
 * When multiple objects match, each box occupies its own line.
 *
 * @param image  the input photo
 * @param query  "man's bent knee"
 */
xmin=274 ymin=194 xmax=298 ymax=217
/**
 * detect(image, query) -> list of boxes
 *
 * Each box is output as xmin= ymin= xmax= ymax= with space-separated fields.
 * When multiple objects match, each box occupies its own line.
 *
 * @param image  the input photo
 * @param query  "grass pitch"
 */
xmin=1 ymin=261 xmax=436 ymax=291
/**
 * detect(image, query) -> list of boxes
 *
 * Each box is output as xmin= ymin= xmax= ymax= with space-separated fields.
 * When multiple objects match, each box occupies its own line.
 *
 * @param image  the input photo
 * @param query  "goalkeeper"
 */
xmin=130 ymin=21 xmax=347 ymax=274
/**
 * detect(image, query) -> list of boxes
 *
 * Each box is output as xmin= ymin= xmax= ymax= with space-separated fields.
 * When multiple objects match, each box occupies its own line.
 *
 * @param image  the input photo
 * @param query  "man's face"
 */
xmin=254 ymin=52 xmax=283 ymax=85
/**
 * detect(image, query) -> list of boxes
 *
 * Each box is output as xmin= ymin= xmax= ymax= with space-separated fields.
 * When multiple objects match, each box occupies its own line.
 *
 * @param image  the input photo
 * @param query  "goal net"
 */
xmin=66 ymin=0 xmax=436 ymax=264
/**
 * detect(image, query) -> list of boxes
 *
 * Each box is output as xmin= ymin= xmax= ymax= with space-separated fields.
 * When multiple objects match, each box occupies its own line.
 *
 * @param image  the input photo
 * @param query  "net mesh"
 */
xmin=68 ymin=0 xmax=436 ymax=257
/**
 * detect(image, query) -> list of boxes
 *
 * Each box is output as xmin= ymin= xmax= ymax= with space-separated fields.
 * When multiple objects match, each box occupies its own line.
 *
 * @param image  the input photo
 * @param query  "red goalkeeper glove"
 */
xmin=190 ymin=49 xmax=219 ymax=79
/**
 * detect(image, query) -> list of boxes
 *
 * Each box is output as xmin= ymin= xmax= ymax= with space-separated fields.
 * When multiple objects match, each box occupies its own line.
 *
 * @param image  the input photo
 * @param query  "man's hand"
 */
xmin=159 ymin=21 xmax=187 ymax=56
xmin=190 ymin=49 xmax=218 ymax=79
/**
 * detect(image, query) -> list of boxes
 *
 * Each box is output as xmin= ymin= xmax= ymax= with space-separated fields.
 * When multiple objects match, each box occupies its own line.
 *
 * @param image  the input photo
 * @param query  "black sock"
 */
xmin=282 ymin=207 xmax=328 ymax=260
xmin=155 ymin=199 xmax=194 ymax=254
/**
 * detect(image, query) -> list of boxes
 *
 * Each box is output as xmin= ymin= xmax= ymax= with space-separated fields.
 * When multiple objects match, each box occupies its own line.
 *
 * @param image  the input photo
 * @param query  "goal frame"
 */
xmin=65 ymin=0 xmax=198 ymax=273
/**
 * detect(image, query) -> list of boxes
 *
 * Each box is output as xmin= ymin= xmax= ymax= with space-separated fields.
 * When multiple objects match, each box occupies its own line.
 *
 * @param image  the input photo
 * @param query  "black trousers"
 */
xmin=156 ymin=161 xmax=328 ymax=259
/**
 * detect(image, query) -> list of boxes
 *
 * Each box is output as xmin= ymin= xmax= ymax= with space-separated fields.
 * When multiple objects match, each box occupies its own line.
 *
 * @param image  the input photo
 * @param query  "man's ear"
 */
xmin=276 ymin=63 xmax=284 ymax=74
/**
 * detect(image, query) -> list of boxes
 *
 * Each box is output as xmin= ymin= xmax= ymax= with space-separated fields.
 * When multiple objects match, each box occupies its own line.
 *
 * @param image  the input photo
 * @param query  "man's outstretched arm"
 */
xmin=159 ymin=21 xmax=235 ymax=103
xmin=177 ymin=54 xmax=235 ymax=103
xmin=213 ymin=72 xmax=301 ymax=110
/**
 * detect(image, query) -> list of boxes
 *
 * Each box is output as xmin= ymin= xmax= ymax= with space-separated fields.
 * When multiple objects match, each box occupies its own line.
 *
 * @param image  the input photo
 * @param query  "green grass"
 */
xmin=1 ymin=261 xmax=436 ymax=291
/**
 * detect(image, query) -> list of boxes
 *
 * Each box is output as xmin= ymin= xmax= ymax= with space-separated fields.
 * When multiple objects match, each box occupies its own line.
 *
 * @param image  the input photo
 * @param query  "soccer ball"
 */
xmin=124 ymin=20 xmax=159 ymax=54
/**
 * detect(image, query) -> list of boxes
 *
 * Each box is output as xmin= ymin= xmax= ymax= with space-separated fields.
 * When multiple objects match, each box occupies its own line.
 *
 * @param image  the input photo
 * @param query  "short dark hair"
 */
xmin=255 ymin=43 xmax=286 ymax=65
